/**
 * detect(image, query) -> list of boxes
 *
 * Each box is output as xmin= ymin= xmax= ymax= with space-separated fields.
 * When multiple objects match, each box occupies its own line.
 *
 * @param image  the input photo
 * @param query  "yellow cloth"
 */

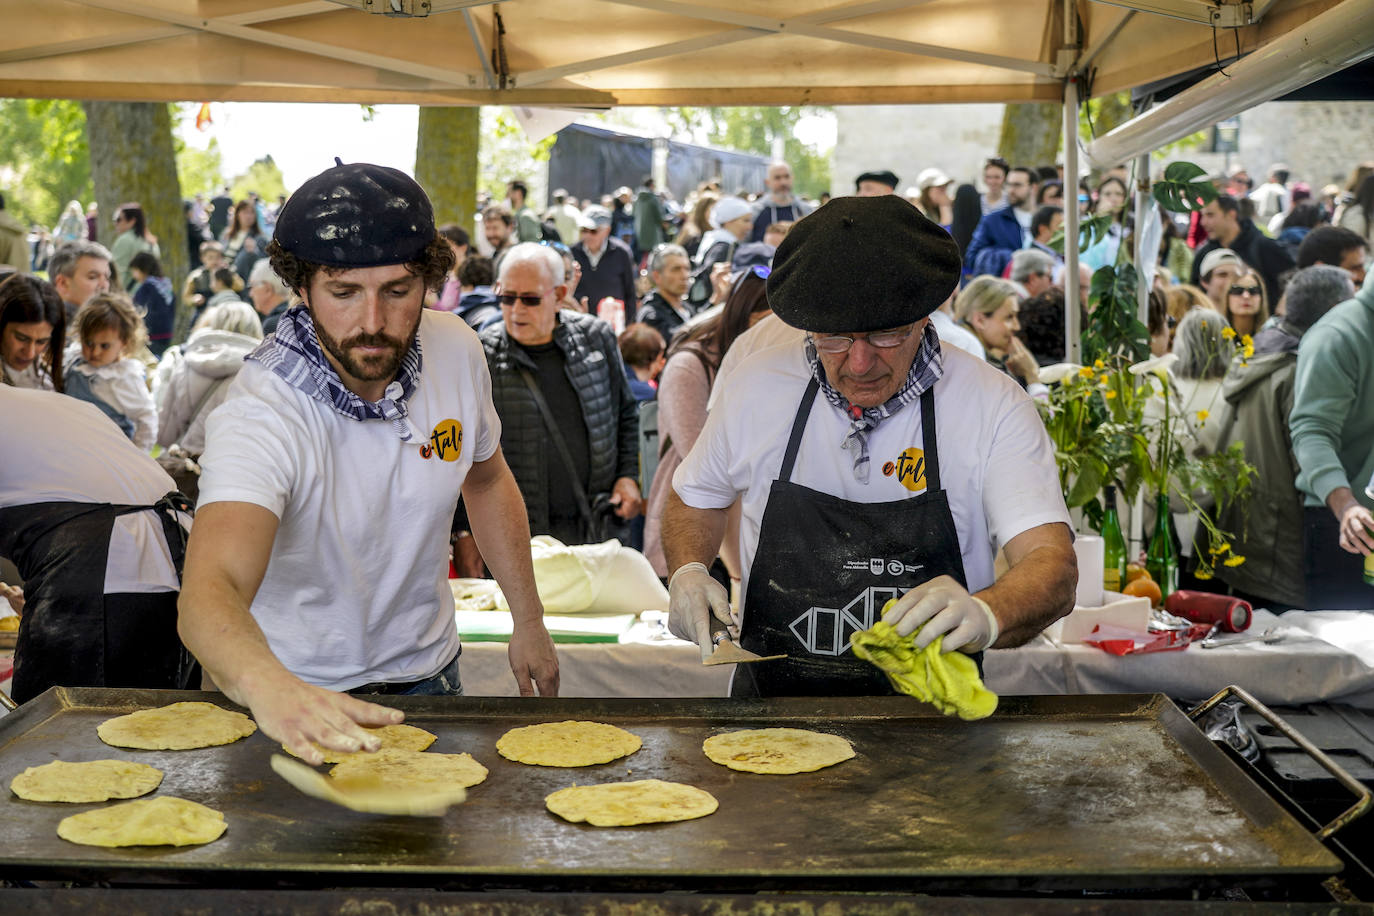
xmin=849 ymin=616 xmax=999 ymax=721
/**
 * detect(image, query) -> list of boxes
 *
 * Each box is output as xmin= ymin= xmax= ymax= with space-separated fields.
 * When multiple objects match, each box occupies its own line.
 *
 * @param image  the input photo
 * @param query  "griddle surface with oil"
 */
xmin=0 ymin=689 xmax=1340 ymax=891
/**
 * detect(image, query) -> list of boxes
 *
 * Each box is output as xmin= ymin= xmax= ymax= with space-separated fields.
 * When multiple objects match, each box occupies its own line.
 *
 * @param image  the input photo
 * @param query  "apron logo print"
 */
xmin=880 ymin=446 xmax=926 ymax=493
xmin=789 ymin=586 xmax=903 ymax=656
xmin=427 ymin=418 xmax=463 ymax=462
xmin=846 ymin=558 xmax=924 ymax=577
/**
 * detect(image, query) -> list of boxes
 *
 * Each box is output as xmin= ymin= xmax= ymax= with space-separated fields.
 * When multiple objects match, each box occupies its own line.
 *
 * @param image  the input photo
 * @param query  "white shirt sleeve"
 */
xmin=467 ymin=335 xmax=501 ymax=463
xmin=672 ymin=390 xmax=744 ymax=510
xmin=980 ymin=393 xmax=1072 ymax=553
xmin=197 ymin=375 xmax=299 ymax=518
xmin=109 ymin=358 xmax=159 ymax=452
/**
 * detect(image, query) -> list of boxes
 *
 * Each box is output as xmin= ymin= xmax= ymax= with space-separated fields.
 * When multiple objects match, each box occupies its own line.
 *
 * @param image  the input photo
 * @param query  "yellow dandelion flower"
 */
xmin=1078 ymin=366 xmax=1095 ymax=378
xmin=1099 ymin=374 xmax=1110 ymax=385
xmin=1196 ymin=409 xmax=1209 ymax=424
xmin=1210 ymin=542 xmax=1231 ymax=555
xmin=1221 ymin=327 xmax=1236 ymax=340
xmin=1104 ymin=389 xmax=1117 ymax=399
xmin=1223 ymin=555 xmax=1246 ymax=567
xmin=1200 ymin=320 xmax=1208 ymax=329
xmin=1241 ymin=334 xmax=1253 ymax=347
xmin=1093 ymin=359 xmax=1106 ymax=370
xmin=1194 ymin=566 xmax=1214 ymax=580
xmin=1243 ymin=344 xmax=1255 ymax=359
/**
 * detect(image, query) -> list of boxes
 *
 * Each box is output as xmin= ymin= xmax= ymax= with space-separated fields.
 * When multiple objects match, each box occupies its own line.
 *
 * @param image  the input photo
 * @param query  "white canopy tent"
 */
xmin=3 ymin=0 xmax=1368 ymax=347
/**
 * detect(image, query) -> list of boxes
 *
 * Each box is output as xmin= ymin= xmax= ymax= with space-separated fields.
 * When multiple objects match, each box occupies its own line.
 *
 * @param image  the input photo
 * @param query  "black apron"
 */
xmin=732 ymin=380 xmax=974 ymax=697
xmin=0 ymin=492 xmax=197 ymax=704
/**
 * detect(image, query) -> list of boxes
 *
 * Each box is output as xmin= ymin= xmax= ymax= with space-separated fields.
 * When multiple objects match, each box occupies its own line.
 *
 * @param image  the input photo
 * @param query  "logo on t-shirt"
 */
xmin=420 ymin=418 xmax=463 ymax=461
xmin=880 ymin=446 xmax=926 ymax=492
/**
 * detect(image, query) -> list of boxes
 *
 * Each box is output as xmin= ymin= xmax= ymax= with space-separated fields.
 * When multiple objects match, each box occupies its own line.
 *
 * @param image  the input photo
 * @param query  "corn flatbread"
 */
xmin=546 ymin=779 xmax=717 ymax=826
xmin=329 ymin=748 xmax=489 ymax=790
xmin=285 ymin=723 xmax=438 ymax=764
xmin=11 ymin=760 xmax=163 ymax=803
xmin=702 ymin=727 xmax=855 ymax=774
xmin=57 ymin=796 xmax=226 ymax=847
xmin=496 ymin=720 xmax=641 ymax=767
xmin=97 ymin=701 xmax=257 ymax=750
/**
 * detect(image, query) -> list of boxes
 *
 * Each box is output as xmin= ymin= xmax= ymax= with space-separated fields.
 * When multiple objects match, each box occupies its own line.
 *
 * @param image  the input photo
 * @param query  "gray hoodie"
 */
xmin=155 ymin=329 xmax=259 ymax=454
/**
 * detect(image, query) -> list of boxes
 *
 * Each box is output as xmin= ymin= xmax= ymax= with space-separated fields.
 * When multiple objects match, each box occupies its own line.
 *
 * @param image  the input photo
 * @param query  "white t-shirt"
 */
xmin=2 ymin=361 xmax=50 ymax=389
xmin=0 ymin=387 xmax=187 ymax=593
xmin=707 ymin=313 xmax=802 ymax=411
xmin=674 ymin=342 xmax=1070 ymax=613
xmin=928 ymin=308 xmax=986 ymax=361
xmin=198 ymin=310 xmax=500 ymax=690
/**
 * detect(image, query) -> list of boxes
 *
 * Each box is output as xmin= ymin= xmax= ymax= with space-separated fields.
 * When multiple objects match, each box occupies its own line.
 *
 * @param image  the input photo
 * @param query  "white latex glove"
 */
xmin=667 ymin=562 xmax=731 ymax=662
xmin=881 ymin=575 xmax=1000 ymax=654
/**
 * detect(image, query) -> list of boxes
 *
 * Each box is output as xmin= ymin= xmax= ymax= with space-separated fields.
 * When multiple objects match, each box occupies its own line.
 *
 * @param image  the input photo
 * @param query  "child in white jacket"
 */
xmin=65 ymin=292 xmax=158 ymax=451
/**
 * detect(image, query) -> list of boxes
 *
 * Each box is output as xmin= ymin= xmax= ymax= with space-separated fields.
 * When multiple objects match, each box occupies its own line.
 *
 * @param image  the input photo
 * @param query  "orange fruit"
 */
xmin=1123 ymin=577 xmax=1163 ymax=607
xmin=1125 ymin=564 xmax=1150 ymax=584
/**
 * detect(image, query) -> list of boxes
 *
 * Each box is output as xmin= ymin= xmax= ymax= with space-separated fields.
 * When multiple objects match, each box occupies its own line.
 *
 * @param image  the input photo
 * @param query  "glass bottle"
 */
xmin=1101 ymin=485 xmax=1127 ymax=594
xmin=1146 ymin=491 xmax=1179 ymax=600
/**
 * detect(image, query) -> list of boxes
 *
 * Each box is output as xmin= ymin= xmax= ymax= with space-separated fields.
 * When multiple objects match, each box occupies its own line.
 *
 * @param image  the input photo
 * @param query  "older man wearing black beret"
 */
xmin=662 ymin=195 xmax=1076 ymax=697
xmin=179 ymin=161 xmax=559 ymax=762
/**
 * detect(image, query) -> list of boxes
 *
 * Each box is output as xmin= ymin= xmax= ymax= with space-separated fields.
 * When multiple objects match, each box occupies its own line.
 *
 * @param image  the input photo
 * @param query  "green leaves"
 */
xmin=1082 ymin=263 xmax=1149 ymax=364
xmin=1047 ymin=212 xmax=1116 ymax=255
xmin=1152 ymin=161 xmax=1217 ymax=213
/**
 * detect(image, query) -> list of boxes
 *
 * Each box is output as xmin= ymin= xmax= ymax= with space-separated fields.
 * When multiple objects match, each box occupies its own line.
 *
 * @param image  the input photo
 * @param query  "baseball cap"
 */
xmin=1199 ymin=248 xmax=1244 ymax=279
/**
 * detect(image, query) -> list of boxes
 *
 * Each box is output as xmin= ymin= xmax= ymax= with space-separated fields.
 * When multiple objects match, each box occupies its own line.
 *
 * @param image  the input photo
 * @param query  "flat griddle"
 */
xmin=0 ymin=688 xmax=1342 ymax=893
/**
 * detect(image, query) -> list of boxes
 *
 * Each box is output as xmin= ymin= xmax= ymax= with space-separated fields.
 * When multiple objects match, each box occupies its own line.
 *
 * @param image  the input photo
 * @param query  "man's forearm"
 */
xmin=464 ymin=460 xmax=543 ymax=624
xmin=178 ymin=571 xmax=295 ymax=706
xmin=661 ymin=490 xmax=728 ymax=574
xmin=975 ymin=543 xmax=1077 ymax=649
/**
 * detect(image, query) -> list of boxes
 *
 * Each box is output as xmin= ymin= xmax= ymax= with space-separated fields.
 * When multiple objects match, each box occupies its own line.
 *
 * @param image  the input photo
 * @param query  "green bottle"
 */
xmin=1146 ymin=491 xmax=1180 ymax=600
xmin=1101 ymin=485 xmax=1127 ymax=594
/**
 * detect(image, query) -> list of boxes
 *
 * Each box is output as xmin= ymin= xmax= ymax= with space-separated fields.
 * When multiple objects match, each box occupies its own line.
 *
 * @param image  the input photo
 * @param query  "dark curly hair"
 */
xmin=266 ymin=233 xmax=456 ymax=298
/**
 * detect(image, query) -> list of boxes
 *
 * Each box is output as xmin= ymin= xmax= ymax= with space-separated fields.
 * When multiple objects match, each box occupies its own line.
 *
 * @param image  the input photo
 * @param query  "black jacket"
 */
xmin=572 ymin=237 xmax=638 ymax=311
xmin=1190 ymin=218 xmax=1294 ymax=307
xmin=636 ymin=289 xmax=691 ymax=346
xmin=479 ymin=311 xmax=639 ymax=537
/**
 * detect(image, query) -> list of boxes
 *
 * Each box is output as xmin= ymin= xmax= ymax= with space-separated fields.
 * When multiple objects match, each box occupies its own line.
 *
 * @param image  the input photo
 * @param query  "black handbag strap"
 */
xmin=517 ymin=367 xmax=596 ymax=531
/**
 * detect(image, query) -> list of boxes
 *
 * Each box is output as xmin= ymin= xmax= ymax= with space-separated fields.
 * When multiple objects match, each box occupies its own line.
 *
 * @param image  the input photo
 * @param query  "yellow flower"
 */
xmin=1194 ymin=566 xmax=1214 ymax=580
xmin=1196 ymin=409 xmax=1209 ymax=424
xmin=1093 ymin=359 xmax=1105 ymax=370
xmin=1200 ymin=320 xmax=1208 ymax=329
xmin=1209 ymin=542 xmax=1231 ymax=555
xmin=1078 ymin=366 xmax=1095 ymax=379
xmin=1099 ymin=374 xmax=1110 ymax=385
xmin=1104 ymin=389 xmax=1117 ymax=399
xmin=1223 ymin=554 xmax=1246 ymax=567
xmin=1243 ymin=343 xmax=1255 ymax=359
xmin=1221 ymin=327 xmax=1237 ymax=340
xmin=1241 ymin=334 xmax=1253 ymax=347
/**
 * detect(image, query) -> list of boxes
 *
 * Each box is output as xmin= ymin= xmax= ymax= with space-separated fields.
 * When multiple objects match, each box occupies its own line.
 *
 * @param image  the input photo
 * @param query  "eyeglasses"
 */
xmin=1228 ymin=286 xmax=1260 ymax=297
xmin=498 ymin=292 xmax=545 ymax=307
xmin=811 ymin=323 xmax=918 ymax=354
xmin=1077 ymin=195 xmax=1091 ymax=203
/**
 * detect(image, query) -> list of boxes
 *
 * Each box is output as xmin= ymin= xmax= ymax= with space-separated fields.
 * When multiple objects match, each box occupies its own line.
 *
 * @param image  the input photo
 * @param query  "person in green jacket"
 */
xmin=1216 ymin=266 xmax=1354 ymax=610
xmin=633 ymin=177 xmax=666 ymax=256
xmin=1290 ymin=269 xmax=1374 ymax=609
xmin=108 ymin=203 xmax=159 ymax=292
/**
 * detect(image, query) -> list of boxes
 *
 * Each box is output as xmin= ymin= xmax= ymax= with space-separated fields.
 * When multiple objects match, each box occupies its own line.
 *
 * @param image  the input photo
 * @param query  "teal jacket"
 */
xmin=1290 ymin=273 xmax=1374 ymax=509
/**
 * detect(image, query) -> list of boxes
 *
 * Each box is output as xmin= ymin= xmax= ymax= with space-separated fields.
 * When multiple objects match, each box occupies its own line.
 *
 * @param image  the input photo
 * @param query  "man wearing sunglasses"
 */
xmin=180 ymin=162 xmax=559 ymax=764
xmin=662 ymin=196 xmax=1076 ymax=697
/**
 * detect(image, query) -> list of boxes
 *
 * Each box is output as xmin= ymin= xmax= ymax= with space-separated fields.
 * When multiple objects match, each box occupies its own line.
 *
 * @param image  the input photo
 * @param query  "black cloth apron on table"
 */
xmin=0 ymin=492 xmax=198 ymax=704
xmin=732 ymin=379 xmax=975 ymax=697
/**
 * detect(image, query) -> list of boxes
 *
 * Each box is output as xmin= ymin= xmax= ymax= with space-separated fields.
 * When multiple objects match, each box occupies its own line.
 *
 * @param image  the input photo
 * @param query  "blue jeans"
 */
xmin=349 ymin=650 xmax=464 ymax=697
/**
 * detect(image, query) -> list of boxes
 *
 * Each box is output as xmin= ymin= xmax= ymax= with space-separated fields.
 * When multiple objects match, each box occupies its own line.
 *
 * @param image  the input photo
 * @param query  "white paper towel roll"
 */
xmin=1073 ymin=535 xmax=1104 ymax=608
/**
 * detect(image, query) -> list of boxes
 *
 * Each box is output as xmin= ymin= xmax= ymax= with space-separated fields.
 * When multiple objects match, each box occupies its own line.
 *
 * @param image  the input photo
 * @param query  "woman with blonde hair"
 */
xmin=957 ymin=275 xmax=1041 ymax=391
xmin=1222 ymin=267 xmax=1270 ymax=338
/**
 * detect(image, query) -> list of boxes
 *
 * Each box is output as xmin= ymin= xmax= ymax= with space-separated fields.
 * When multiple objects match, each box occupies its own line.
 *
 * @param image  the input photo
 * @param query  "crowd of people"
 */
xmin=1 ymin=149 xmax=1371 ymax=722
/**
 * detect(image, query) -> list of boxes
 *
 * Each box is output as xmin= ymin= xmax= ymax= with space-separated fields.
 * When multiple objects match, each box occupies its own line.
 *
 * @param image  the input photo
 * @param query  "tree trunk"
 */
xmin=83 ymin=101 xmax=190 ymax=341
xmin=415 ymin=106 xmax=480 ymax=229
xmin=997 ymin=102 xmax=1064 ymax=168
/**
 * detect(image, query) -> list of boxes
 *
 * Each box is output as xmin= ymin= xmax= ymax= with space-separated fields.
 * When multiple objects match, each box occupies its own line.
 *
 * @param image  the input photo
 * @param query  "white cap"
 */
xmin=709 ymin=196 xmax=751 ymax=229
xmin=917 ymin=168 xmax=954 ymax=191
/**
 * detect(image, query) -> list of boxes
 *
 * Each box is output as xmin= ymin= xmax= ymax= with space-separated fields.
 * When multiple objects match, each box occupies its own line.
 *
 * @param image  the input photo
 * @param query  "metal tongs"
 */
xmin=1199 ymin=626 xmax=1283 ymax=650
xmin=703 ymin=610 xmax=786 ymax=666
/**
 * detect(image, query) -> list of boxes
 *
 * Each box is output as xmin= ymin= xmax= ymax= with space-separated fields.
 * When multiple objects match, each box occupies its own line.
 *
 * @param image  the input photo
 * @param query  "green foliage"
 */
xmin=1083 ymin=263 xmax=1150 ymax=364
xmin=665 ymin=106 xmax=831 ymax=198
xmin=479 ymin=108 xmax=557 ymax=201
xmin=174 ymin=137 xmax=225 ymax=199
xmin=0 ymin=99 xmax=92 ymax=228
xmin=229 ymin=155 xmax=287 ymax=203
xmin=1047 ymin=212 xmax=1116 ymax=256
xmin=1151 ymin=161 xmax=1218 ymax=213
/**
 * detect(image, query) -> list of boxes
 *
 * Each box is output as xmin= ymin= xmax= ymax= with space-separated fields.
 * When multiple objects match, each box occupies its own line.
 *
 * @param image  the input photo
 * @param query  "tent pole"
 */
xmin=1063 ymin=73 xmax=1082 ymax=365
xmin=1134 ymin=151 xmax=1151 ymax=326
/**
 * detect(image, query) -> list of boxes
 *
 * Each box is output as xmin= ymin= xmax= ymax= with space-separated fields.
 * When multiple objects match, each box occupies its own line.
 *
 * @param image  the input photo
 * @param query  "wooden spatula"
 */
xmin=703 ymin=611 xmax=785 ymax=666
xmin=269 ymin=754 xmax=466 ymax=817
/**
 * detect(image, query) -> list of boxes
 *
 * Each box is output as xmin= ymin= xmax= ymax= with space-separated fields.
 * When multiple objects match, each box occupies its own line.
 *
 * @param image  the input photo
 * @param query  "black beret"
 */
xmin=273 ymin=160 xmax=436 ymax=268
xmin=766 ymin=196 xmax=963 ymax=333
xmin=855 ymin=170 xmax=899 ymax=189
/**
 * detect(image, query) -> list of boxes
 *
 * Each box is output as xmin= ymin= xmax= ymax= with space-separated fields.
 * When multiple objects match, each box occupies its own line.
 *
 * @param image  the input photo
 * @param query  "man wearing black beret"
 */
xmin=855 ymin=170 xmax=900 ymax=196
xmin=179 ymin=161 xmax=559 ymax=762
xmin=661 ymin=195 xmax=1076 ymax=697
